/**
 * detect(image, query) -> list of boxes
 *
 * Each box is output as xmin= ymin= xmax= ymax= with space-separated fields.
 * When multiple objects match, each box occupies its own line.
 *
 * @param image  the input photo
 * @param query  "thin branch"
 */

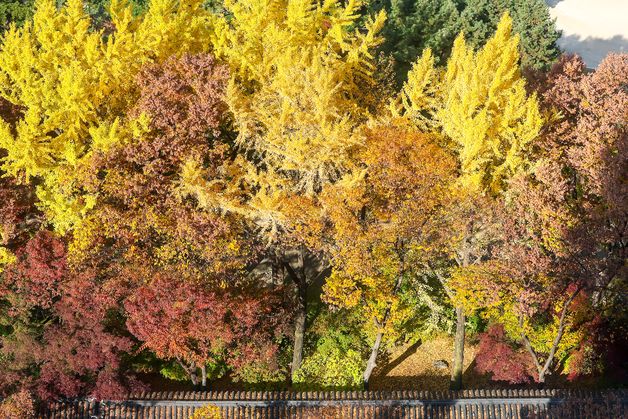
xmin=519 ymin=315 xmax=543 ymax=376
xmin=541 ymin=286 xmax=582 ymax=375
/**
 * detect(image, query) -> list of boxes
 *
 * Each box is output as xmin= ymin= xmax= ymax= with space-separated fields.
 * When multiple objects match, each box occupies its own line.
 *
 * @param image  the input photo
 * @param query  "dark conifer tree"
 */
xmin=370 ymin=0 xmax=561 ymax=81
xmin=373 ymin=0 xmax=463 ymax=81
xmin=510 ymin=0 xmax=562 ymax=69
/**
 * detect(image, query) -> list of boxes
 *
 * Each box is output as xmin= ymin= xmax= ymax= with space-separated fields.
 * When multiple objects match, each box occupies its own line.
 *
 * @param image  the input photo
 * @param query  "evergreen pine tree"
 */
xmin=372 ymin=0 xmax=561 ymax=80
xmin=510 ymin=0 xmax=561 ymax=70
xmin=0 ymin=0 xmax=35 ymax=30
xmin=461 ymin=0 xmax=560 ymax=70
xmin=459 ymin=0 xmax=508 ymax=49
xmin=375 ymin=0 xmax=462 ymax=81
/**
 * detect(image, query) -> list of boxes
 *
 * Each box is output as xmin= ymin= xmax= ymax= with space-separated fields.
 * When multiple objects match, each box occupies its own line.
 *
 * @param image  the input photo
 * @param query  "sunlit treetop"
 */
xmin=0 ymin=0 xmax=212 ymax=233
xmin=209 ymin=0 xmax=387 ymax=194
xmin=400 ymin=13 xmax=543 ymax=194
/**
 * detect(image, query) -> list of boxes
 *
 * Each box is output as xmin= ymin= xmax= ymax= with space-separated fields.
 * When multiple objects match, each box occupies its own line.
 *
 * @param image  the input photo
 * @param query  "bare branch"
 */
xmin=519 ymin=316 xmax=543 ymax=377
xmin=541 ymin=286 xmax=582 ymax=375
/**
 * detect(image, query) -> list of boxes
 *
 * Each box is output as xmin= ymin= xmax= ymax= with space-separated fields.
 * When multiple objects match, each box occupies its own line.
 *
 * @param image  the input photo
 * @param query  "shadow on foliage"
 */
xmin=545 ymin=0 xmax=565 ymax=7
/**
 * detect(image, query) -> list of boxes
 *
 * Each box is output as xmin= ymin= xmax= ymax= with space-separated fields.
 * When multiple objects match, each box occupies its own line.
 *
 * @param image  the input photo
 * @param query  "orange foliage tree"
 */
xmin=322 ymin=121 xmax=456 ymax=386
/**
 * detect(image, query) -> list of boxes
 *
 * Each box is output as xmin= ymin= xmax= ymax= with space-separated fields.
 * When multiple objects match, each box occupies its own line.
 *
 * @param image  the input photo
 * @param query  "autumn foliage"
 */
xmin=475 ymin=325 xmax=536 ymax=384
xmin=0 ymin=0 xmax=625 ymax=402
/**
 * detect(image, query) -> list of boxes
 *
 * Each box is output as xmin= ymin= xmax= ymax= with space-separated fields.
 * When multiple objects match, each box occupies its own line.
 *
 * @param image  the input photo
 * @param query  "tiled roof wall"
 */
xmin=40 ymin=389 xmax=627 ymax=418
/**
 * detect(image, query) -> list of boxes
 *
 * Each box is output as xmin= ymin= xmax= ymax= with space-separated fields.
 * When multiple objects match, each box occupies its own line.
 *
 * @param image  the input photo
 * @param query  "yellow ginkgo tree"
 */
xmin=0 ymin=0 xmax=211 ymax=233
xmin=401 ymin=12 xmax=543 ymax=194
xmin=209 ymin=0 xmax=387 ymax=193
xmin=181 ymin=0 xmax=389 ymax=379
xmin=398 ymin=12 xmax=544 ymax=389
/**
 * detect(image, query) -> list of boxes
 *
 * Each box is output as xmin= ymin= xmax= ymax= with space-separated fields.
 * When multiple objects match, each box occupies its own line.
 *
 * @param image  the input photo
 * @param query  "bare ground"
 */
xmin=370 ymin=336 xmax=494 ymax=391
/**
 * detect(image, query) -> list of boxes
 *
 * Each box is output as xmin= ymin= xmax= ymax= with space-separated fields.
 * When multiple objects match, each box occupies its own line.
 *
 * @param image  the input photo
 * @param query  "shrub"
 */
xmin=191 ymin=404 xmax=220 ymax=419
xmin=475 ymin=324 xmax=535 ymax=384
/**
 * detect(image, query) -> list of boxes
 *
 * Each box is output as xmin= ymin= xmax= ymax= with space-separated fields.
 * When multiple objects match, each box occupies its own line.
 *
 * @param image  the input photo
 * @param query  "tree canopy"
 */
xmin=0 ymin=0 xmax=625 ymax=407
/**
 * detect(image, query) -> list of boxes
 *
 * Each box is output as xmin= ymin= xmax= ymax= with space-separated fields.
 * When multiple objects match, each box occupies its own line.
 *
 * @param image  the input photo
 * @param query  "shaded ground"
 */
xmin=140 ymin=336 xmax=619 ymax=391
xmin=369 ymin=336 xmax=493 ymax=391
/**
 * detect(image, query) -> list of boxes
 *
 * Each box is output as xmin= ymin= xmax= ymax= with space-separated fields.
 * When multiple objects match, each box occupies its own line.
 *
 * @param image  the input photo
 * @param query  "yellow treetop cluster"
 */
xmin=401 ymin=13 xmax=543 ymax=194
xmin=180 ymin=0 xmax=389 ymax=246
xmin=210 ymin=0 xmax=387 ymax=194
xmin=0 ymin=0 xmax=211 ymax=233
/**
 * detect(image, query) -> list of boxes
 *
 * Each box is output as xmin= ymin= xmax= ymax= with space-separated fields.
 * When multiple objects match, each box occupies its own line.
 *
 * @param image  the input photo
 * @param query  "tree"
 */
xmin=0 ymin=0 xmax=212 ymax=234
xmin=370 ymin=0 xmax=560 ymax=81
xmin=0 ymin=99 xmax=39 ymax=275
xmin=458 ymin=0 xmax=508 ymax=52
xmin=0 ymin=177 xmax=37 ymax=274
xmin=436 ymin=13 xmax=543 ymax=194
xmin=0 ymin=389 xmax=35 ymax=419
xmin=475 ymin=324 xmax=535 ymax=384
xmin=512 ymin=53 xmax=627 ymax=382
xmin=460 ymin=0 xmax=560 ymax=70
xmin=373 ymin=0 xmax=462 ymax=79
xmin=184 ymin=0 xmax=389 ymax=380
xmin=292 ymin=308 xmax=368 ymax=389
xmin=400 ymin=13 xmax=543 ymax=389
xmin=486 ymin=170 xmax=587 ymax=384
xmin=449 ymin=256 xmax=587 ymax=384
xmin=0 ymin=231 xmax=141 ymax=400
xmin=401 ymin=13 xmax=543 ymax=193
xmin=539 ymin=54 xmax=627 ymax=292
xmin=509 ymin=0 xmax=561 ymax=70
xmin=70 ymin=52 xmax=292 ymax=386
xmin=451 ymin=53 xmax=627 ymax=383
xmin=124 ymin=269 xmax=289 ymax=387
xmin=434 ymin=193 xmax=504 ymax=389
xmin=322 ymin=122 xmax=456 ymax=387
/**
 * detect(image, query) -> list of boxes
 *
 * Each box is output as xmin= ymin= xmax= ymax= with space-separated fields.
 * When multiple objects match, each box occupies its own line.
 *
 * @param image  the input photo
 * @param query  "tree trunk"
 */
xmin=538 ymin=371 xmax=546 ymax=384
xmin=291 ymin=297 xmax=307 ymax=377
xmin=362 ymin=268 xmax=405 ymax=389
xmin=363 ymin=329 xmax=384 ymax=388
xmin=179 ymin=360 xmax=198 ymax=386
xmin=450 ymin=305 xmax=465 ymax=390
xmin=189 ymin=361 xmax=198 ymax=387
xmin=285 ymin=248 xmax=309 ymax=380
xmin=201 ymin=364 xmax=207 ymax=387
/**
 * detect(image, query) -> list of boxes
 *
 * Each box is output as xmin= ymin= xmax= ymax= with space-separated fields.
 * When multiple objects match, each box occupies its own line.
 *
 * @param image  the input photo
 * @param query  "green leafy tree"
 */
xmin=0 ymin=0 xmax=35 ymax=30
xmin=292 ymin=309 xmax=367 ymax=390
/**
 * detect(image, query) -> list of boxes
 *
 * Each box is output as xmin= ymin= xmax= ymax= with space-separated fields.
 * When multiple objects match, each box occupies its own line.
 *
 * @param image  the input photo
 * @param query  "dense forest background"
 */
xmin=0 ymin=0 xmax=625 ymax=416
